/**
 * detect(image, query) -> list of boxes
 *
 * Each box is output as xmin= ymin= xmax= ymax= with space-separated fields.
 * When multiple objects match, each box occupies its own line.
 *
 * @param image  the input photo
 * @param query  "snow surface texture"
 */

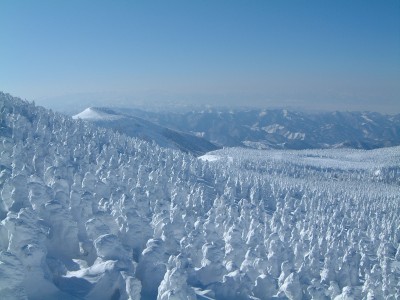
xmin=73 ymin=107 xmax=219 ymax=156
xmin=0 ymin=92 xmax=399 ymax=299
xmin=116 ymin=108 xmax=400 ymax=150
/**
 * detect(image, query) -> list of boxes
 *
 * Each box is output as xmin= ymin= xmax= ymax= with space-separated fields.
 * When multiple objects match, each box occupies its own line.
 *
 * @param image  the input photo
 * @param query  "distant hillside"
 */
xmin=73 ymin=107 xmax=219 ymax=156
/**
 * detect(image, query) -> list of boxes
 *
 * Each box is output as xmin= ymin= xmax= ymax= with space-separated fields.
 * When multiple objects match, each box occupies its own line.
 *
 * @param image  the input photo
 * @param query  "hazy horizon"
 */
xmin=1 ymin=0 xmax=399 ymax=113
xmin=18 ymin=90 xmax=398 ymax=116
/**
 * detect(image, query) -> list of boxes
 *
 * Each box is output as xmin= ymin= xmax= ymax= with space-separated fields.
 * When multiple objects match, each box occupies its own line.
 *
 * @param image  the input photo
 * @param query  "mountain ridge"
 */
xmin=73 ymin=107 xmax=220 ymax=156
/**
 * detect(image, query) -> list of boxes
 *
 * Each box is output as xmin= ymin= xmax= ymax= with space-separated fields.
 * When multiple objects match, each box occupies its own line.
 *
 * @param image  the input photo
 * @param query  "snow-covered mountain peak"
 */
xmin=73 ymin=107 xmax=123 ymax=121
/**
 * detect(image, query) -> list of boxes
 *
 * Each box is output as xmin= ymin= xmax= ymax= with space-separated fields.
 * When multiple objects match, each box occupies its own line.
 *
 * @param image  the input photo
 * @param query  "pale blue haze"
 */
xmin=0 ymin=0 xmax=399 ymax=112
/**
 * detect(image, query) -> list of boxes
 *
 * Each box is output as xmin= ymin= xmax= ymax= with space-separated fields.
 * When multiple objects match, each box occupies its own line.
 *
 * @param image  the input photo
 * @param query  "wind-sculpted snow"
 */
xmin=0 ymin=92 xmax=399 ymax=299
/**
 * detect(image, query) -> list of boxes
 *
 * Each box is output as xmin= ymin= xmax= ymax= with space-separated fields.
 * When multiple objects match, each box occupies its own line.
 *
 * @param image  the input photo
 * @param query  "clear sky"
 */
xmin=1 ymin=0 xmax=399 ymax=113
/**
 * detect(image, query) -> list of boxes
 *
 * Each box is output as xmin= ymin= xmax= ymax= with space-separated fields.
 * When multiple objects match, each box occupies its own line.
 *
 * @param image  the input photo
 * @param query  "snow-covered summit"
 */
xmin=73 ymin=107 xmax=124 ymax=121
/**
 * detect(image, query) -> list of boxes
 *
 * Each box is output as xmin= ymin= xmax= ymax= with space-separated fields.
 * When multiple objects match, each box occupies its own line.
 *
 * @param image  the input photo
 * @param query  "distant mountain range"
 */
xmin=76 ymin=107 xmax=400 ymax=151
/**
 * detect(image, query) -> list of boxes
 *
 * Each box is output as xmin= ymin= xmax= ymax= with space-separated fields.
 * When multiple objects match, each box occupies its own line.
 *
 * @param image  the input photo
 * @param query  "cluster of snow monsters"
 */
xmin=0 ymin=92 xmax=399 ymax=300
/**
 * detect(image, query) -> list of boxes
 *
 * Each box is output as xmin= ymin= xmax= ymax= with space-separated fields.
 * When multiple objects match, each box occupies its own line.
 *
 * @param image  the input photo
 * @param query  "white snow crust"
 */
xmin=0 ymin=92 xmax=399 ymax=299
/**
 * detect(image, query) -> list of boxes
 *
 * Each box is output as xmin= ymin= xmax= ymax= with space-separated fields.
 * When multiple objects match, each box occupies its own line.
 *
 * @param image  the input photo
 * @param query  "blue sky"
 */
xmin=1 ymin=0 xmax=399 ymax=112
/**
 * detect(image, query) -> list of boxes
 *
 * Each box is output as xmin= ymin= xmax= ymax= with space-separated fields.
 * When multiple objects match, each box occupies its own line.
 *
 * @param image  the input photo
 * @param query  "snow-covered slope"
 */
xmin=121 ymin=108 xmax=400 ymax=150
xmin=1 ymin=92 xmax=399 ymax=299
xmin=73 ymin=107 xmax=219 ymax=156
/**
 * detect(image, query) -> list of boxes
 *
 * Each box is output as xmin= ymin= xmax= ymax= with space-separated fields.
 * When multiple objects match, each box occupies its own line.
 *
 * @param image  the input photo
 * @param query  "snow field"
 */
xmin=0 ymin=93 xmax=399 ymax=299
